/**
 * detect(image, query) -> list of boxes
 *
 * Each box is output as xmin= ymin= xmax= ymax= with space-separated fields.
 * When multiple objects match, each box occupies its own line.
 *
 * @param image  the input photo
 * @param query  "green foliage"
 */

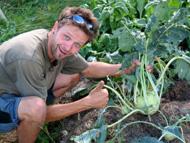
xmin=36 ymin=124 xmax=55 ymax=143
xmin=1 ymin=0 xmax=190 ymax=142
xmin=147 ymin=8 xmax=190 ymax=59
xmin=71 ymin=108 xmax=108 ymax=143
xmin=174 ymin=58 xmax=190 ymax=80
xmin=71 ymin=129 xmax=99 ymax=143
xmin=70 ymin=125 xmax=107 ymax=143
xmin=0 ymin=8 xmax=7 ymax=23
xmin=0 ymin=0 xmax=86 ymax=43
xmin=79 ymin=0 xmax=190 ymax=142
xmin=113 ymin=27 xmax=138 ymax=53
xmin=162 ymin=126 xmax=182 ymax=141
xmin=36 ymin=122 xmax=64 ymax=143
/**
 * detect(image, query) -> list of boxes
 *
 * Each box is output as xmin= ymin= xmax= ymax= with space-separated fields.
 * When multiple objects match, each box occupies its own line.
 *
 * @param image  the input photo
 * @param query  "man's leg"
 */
xmin=45 ymin=81 xmax=109 ymax=123
xmin=53 ymin=73 xmax=80 ymax=97
xmin=17 ymin=96 xmax=46 ymax=143
xmin=17 ymin=73 xmax=80 ymax=142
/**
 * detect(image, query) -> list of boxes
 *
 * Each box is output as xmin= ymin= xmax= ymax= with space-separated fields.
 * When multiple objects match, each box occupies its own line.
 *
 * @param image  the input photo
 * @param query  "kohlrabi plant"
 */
xmin=115 ymin=0 xmax=190 ymax=115
xmin=71 ymin=0 xmax=190 ymax=142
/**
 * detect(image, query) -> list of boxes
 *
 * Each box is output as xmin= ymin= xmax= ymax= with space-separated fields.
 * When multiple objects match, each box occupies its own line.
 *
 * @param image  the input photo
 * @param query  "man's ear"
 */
xmin=51 ymin=21 xmax=59 ymax=32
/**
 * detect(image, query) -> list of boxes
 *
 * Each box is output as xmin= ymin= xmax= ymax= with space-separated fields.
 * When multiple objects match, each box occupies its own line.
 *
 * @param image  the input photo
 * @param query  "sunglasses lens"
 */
xmin=72 ymin=15 xmax=84 ymax=24
xmin=71 ymin=15 xmax=93 ymax=31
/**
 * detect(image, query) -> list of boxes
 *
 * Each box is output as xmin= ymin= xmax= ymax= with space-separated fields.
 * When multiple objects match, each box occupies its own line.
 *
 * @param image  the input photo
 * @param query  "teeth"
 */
xmin=58 ymin=46 xmax=65 ymax=54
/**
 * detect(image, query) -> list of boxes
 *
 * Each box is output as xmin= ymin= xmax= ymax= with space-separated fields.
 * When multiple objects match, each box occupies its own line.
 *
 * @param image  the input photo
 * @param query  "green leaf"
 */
xmin=154 ymin=1 xmax=180 ymax=23
xmin=169 ymin=8 xmax=190 ymax=26
xmin=70 ymin=129 xmax=99 ymax=143
xmin=95 ymin=109 xmax=106 ymax=127
xmin=0 ymin=8 xmax=7 ymax=21
xmin=162 ymin=126 xmax=183 ymax=142
xmin=136 ymin=0 xmax=146 ymax=18
xmin=145 ymin=15 xmax=159 ymax=34
xmin=113 ymin=27 xmax=136 ymax=52
xmin=168 ymin=0 xmax=182 ymax=9
xmin=155 ymin=26 xmax=190 ymax=53
xmin=97 ymin=125 xmax=107 ymax=143
xmin=187 ymin=36 xmax=190 ymax=49
xmin=174 ymin=59 xmax=190 ymax=81
xmin=70 ymin=124 xmax=107 ymax=143
xmin=147 ymin=8 xmax=190 ymax=58
xmin=98 ymin=33 xmax=113 ymax=52
xmin=144 ymin=1 xmax=159 ymax=15
xmin=146 ymin=0 xmax=183 ymax=34
xmin=105 ymin=51 xmax=123 ymax=63
xmin=114 ymin=2 xmax=129 ymax=19
xmin=133 ymin=18 xmax=147 ymax=28
xmin=130 ymin=136 xmax=165 ymax=143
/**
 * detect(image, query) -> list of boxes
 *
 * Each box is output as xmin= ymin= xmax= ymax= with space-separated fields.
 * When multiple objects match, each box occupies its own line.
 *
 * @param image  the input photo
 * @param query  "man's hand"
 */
xmin=146 ymin=64 xmax=153 ymax=73
xmin=113 ymin=59 xmax=140 ymax=77
xmin=123 ymin=60 xmax=153 ymax=74
xmin=123 ymin=59 xmax=141 ymax=74
xmin=113 ymin=60 xmax=154 ymax=77
xmin=84 ymin=81 xmax=109 ymax=108
xmin=124 ymin=60 xmax=153 ymax=73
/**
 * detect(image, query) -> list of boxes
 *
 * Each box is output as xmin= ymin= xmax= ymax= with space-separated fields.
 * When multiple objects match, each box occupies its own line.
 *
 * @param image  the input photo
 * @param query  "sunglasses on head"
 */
xmin=61 ymin=15 xmax=93 ymax=32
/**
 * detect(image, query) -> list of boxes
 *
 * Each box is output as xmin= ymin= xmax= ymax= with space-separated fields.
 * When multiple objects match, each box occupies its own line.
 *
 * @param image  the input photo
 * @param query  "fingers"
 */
xmin=90 ymin=80 xmax=105 ymax=94
xmin=91 ymin=88 xmax=109 ymax=108
xmin=86 ymin=82 xmax=109 ymax=108
xmin=146 ymin=65 xmax=153 ymax=73
xmin=132 ymin=59 xmax=141 ymax=67
xmin=123 ymin=59 xmax=140 ymax=74
xmin=95 ymin=80 xmax=105 ymax=90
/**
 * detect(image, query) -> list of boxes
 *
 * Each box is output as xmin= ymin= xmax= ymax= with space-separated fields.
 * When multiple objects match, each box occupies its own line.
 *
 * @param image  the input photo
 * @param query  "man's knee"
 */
xmin=18 ymin=96 xmax=46 ymax=123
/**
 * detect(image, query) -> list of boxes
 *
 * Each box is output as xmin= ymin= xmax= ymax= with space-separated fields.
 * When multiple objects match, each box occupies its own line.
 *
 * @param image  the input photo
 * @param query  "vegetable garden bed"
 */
xmin=1 ymin=0 xmax=190 ymax=143
xmin=49 ymin=79 xmax=190 ymax=143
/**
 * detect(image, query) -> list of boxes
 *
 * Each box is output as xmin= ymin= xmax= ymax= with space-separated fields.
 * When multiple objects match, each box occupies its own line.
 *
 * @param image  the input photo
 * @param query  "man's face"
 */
xmin=49 ymin=24 xmax=89 ymax=61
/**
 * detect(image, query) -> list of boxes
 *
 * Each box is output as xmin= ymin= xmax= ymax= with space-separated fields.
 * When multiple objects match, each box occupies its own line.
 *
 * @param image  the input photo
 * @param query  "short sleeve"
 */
xmin=61 ymin=53 xmax=88 ymax=74
xmin=9 ymin=60 xmax=47 ymax=100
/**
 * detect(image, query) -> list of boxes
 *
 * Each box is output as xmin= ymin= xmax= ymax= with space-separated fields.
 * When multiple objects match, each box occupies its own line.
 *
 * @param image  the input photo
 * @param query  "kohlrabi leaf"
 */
xmin=145 ymin=0 xmax=184 ymax=35
xmin=174 ymin=59 xmax=190 ymax=81
xmin=136 ymin=0 xmax=146 ymax=18
xmin=113 ymin=27 xmax=136 ymax=52
xmin=147 ymin=7 xmax=190 ymax=58
xmin=96 ymin=125 xmax=107 ymax=143
xmin=70 ymin=129 xmax=99 ymax=143
xmin=162 ymin=125 xmax=184 ymax=142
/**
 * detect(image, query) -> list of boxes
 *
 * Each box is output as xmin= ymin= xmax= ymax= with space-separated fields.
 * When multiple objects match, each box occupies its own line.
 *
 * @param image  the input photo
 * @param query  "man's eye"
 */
xmin=64 ymin=35 xmax=71 ymax=41
xmin=74 ymin=43 xmax=81 ymax=49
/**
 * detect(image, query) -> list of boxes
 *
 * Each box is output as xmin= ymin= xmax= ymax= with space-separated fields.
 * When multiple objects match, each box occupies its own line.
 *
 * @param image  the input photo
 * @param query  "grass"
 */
xmin=0 ymin=0 xmax=86 ymax=43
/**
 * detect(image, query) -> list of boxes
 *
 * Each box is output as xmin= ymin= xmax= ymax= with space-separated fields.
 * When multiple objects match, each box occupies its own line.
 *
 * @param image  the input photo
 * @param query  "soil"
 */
xmin=1 ymin=80 xmax=190 ymax=143
xmin=55 ymin=79 xmax=190 ymax=143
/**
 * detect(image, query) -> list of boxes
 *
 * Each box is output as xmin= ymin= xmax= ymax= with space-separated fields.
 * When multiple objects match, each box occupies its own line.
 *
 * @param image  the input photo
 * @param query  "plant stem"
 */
xmin=104 ymin=85 xmax=133 ymax=110
xmin=107 ymin=109 xmax=143 ymax=128
xmin=157 ymin=56 xmax=190 ymax=86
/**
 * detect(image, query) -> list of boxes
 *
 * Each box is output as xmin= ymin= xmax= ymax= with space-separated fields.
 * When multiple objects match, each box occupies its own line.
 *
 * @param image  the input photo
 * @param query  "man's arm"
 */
xmin=46 ymin=81 xmax=108 ymax=122
xmin=81 ymin=60 xmax=140 ymax=78
xmin=81 ymin=62 xmax=121 ymax=78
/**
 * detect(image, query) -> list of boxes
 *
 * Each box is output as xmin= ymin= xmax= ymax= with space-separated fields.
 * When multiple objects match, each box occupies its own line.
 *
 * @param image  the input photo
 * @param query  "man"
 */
xmin=0 ymin=7 xmax=138 ymax=142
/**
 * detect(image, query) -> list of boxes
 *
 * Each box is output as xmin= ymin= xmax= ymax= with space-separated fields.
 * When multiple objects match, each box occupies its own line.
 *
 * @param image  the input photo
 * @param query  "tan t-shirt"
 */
xmin=0 ymin=29 xmax=88 ymax=100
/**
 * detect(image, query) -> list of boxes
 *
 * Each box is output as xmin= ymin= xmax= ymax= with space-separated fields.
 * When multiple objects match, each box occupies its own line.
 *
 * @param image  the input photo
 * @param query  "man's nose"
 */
xmin=64 ymin=42 xmax=73 ymax=51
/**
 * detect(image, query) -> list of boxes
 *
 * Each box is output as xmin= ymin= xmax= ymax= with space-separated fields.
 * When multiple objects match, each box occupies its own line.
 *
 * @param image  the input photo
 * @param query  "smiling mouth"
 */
xmin=58 ymin=46 xmax=67 ymax=55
